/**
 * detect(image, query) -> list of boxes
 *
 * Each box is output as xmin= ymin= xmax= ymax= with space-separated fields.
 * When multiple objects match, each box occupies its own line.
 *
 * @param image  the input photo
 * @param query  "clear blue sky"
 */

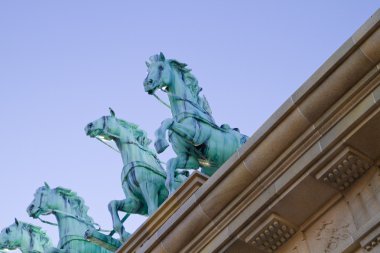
xmin=0 ymin=1 xmax=378 ymax=250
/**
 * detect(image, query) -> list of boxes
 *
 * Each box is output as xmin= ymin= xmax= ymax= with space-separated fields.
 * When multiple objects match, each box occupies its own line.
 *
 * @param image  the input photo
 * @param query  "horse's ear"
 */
xmin=145 ymin=61 xmax=150 ymax=68
xmin=15 ymin=218 xmax=19 ymax=226
xmin=44 ymin=182 xmax=50 ymax=189
xmin=159 ymin=52 xmax=165 ymax=61
xmin=109 ymin=107 xmax=116 ymax=117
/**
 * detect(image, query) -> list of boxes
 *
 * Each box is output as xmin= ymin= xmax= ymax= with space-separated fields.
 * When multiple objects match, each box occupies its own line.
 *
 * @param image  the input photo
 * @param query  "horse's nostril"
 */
xmin=28 ymin=204 xmax=34 ymax=213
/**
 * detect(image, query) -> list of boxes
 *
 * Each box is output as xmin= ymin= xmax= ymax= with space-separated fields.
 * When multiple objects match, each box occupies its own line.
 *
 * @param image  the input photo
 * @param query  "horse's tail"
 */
xmin=221 ymin=124 xmax=248 ymax=145
xmin=240 ymin=134 xmax=249 ymax=145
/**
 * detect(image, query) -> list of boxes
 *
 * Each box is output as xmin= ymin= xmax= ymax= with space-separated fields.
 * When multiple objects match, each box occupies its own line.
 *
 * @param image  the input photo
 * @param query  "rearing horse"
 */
xmin=144 ymin=53 xmax=248 ymax=193
xmin=0 ymin=219 xmax=53 ymax=253
xmin=85 ymin=109 xmax=187 ymax=242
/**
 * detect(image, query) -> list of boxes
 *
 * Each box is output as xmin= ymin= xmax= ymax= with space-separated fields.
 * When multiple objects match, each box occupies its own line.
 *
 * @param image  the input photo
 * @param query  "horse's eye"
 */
xmin=158 ymin=65 xmax=164 ymax=71
xmin=5 ymin=228 xmax=10 ymax=234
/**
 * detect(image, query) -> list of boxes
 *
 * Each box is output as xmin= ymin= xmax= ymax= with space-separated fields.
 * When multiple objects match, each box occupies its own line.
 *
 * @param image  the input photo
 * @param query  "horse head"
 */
xmin=144 ymin=52 xmax=172 ymax=94
xmin=144 ymin=52 xmax=191 ymax=94
xmin=0 ymin=219 xmax=21 ymax=250
xmin=144 ymin=53 xmax=212 ymax=120
xmin=0 ymin=219 xmax=51 ymax=253
xmin=27 ymin=183 xmax=92 ymax=225
xmin=85 ymin=108 xmax=152 ymax=147
xmin=84 ymin=108 xmax=118 ymax=141
xmin=27 ymin=183 xmax=54 ymax=219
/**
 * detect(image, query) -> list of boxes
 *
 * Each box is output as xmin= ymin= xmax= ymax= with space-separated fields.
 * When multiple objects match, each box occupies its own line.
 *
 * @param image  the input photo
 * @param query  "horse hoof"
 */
xmin=169 ymin=188 xmax=176 ymax=195
xmin=155 ymin=140 xmax=169 ymax=153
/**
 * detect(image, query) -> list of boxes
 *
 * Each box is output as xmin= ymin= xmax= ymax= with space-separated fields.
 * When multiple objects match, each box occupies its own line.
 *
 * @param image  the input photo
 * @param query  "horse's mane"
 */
xmin=54 ymin=187 xmax=94 ymax=225
xmin=17 ymin=222 xmax=52 ymax=248
xmin=116 ymin=118 xmax=152 ymax=147
xmin=149 ymin=54 xmax=213 ymax=116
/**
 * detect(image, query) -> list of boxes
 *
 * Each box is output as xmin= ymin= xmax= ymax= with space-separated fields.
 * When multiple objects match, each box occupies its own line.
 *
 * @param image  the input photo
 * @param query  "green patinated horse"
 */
xmin=27 ymin=183 xmax=112 ymax=253
xmin=85 ymin=109 xmax=187 ymax=242
xmin=144 ymin=53 xmax=249 ymax=194
xmin=0 ymin=219 xmax=53 ymax=253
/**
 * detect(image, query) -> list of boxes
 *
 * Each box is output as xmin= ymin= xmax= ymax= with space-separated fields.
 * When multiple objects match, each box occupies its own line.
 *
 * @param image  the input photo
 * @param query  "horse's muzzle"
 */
xmin=27 ymin=204 xmax=39 ymax=218
xmin=84 ymin=123 xmax=93 ymax=135
xmin=143 ymin=79 xmax=156 ymax=94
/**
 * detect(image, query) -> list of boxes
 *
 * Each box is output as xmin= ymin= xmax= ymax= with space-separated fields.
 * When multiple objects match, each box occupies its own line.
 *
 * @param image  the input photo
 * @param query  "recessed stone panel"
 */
xmin=276 ymin=232 xmax=310 ymax=253
xmin=304 ymin=200 xmax=356 ymax=253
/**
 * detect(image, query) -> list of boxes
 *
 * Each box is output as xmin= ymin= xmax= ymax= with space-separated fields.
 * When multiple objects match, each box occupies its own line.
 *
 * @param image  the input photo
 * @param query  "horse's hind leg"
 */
xmin=166 ymin=155 xmax=199 ymax=194
xmin=108 ymin=196 xmax=140 ymax=242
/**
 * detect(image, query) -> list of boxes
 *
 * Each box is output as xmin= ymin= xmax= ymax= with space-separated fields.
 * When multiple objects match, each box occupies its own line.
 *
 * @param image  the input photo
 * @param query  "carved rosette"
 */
xmin=245 ymin=214 xmax=297 ymax=253
xmin=316 ymin=147 xmax=373 ymax=191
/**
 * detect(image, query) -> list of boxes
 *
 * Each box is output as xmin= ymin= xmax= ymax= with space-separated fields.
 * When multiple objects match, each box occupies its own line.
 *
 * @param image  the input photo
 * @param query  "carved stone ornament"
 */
xmin=316 ymin=147 xmax=373 ymax=191
xmin=245 ymin=214 xmax=297 ymax=253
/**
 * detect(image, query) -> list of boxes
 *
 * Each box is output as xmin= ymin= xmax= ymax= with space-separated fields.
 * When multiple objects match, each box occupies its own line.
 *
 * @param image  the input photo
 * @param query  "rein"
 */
xmin=37 ymin=209 xmax=110 ymax=233
xmin=38 ymin=217 xmax=58 ymax=227
xmin=96 ymin=136 xmax=120 ymax=153
xmin=171 ymin=94 xmax=212 ymax=117
xmin=175 ymin=112 xmax=229 ymax=133
xmin=123 ymin=160 xmax=188 ymax=182
xmin=152 ymin=85 xmax=222 ymax=132
xmin=103 ymin=130 xmax=165 ymax=166
xmin=153 ymin=92 xmax=171 ymax=109
xmin=123 ymin=161 xmax=165 ymax=179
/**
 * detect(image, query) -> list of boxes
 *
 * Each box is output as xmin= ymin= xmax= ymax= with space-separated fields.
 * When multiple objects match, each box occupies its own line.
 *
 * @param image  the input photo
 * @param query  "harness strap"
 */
xmin=122 ymin=161 xmax=166 ymax=180
xmin=38 ymin=210 xmax=110 ymax=232
xmin=122 ymin=161 xmax=185 ymax=184
xmin=38 ymin=217 xmax=58 ymax=226
xmin=153 ymin=92 xmax=171 ymax=109
xmin=99 ymin=131 xmax=165 ymax=165
xmin=171 ymin=94 xmax=212 ymax=117
xmin=59 ymin=235 xmax=88 ymax=249
xmin=174 ymin=112 xmax=230 ymax=133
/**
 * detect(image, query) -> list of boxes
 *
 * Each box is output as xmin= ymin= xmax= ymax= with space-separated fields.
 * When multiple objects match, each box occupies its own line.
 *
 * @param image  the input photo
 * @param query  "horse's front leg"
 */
xmin=108 ymin=196 xmax=139 ymax=242
xmin=156 ymin=118 xmax=207 ymax=153
xmin=154 ymin=118 xmax=174 ymax=153
xmin=166 ymin=155 xmax=199 ymax=194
